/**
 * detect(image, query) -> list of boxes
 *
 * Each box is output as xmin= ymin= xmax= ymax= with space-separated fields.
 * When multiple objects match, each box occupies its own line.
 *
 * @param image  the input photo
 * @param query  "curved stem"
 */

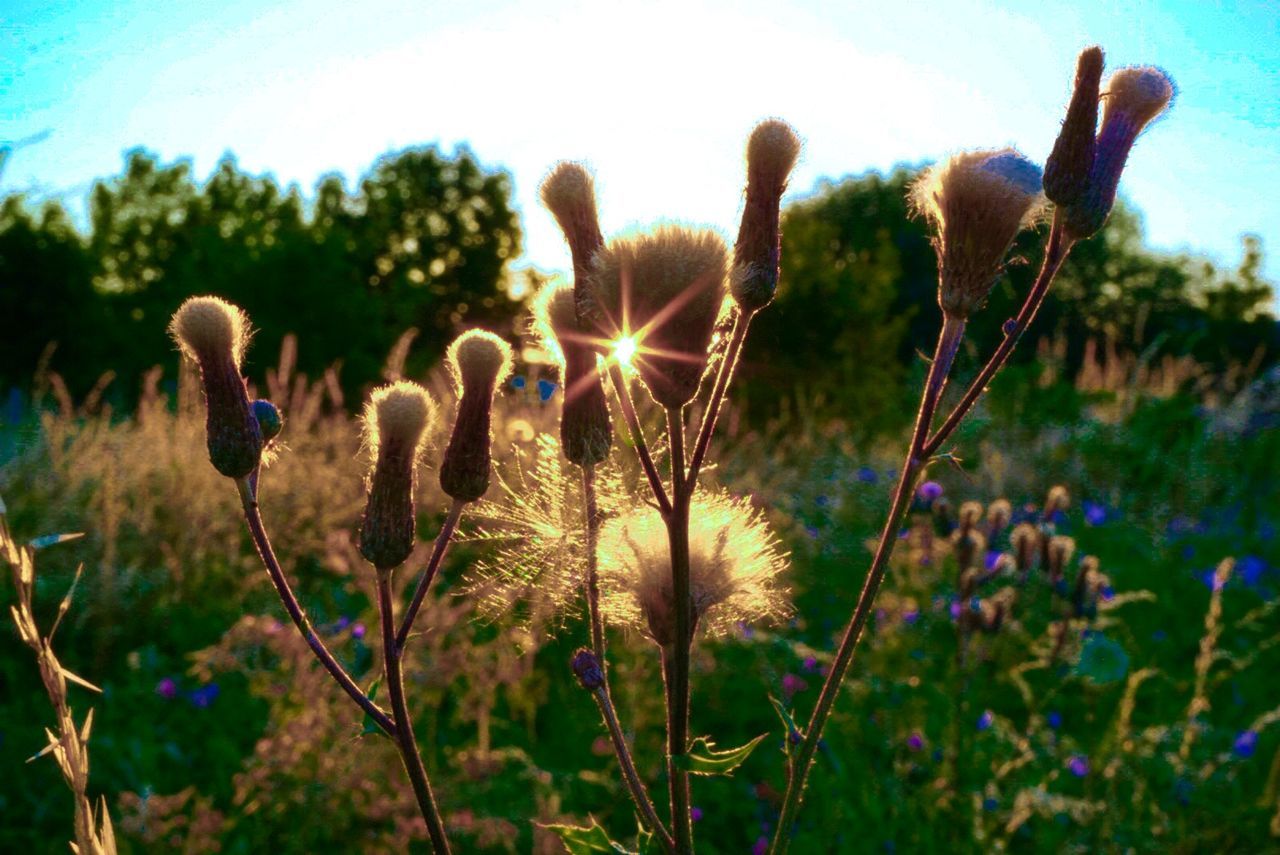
xmin=378 ymin=571 xmax=452 ymax=853
xmin=397 ymin=500 xmax=465 ymax=652
xmin=922 ymin=218 xmax=1073 ymax=459
xmin=770 ymin=316 xmax=966 ymax=853
xmin=664 ymin=407 xmax=694 ymax=854
xmin=235 ymin=477 xmax=396 ymax=737
xmin=685 ymin=310 xmax=751 ymax=491
xmin=582 ymin=466 xmax=607 ymax=664
xmin=608 ymin=362 xmax=672 ymax=517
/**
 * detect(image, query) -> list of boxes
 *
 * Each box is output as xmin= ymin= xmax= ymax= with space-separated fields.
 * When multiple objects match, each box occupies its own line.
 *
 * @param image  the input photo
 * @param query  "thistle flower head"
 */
xmin=959 ymin=501 xmax=984 ymax=529
xmin=532 ymin=282 xmax=613 ymax=466
xmin=168 ymin=296 xmax=262 ymax=478
xmin=1045 ymin=485 xmax=1071 ymax=516
xmin=911 ymin=148 xmax=1047 ymax=319
xmin=986 ymin=499 xmax=1012 ymax=532
xmin=588 ymin=225 xmax=730 ymax=409
xmin=1062 ymin=65 xmax=1174 ymax=240
xmin=1044 ymin=46 xmax=1104 ymax=206
xmin=732 ymin=118 xmax=802 ymax=312
xmin=359 ymin=381 xmax=436 ymax=571
xmin=598 ymin=492 xmax=789 ymax=645
xmin=440 ymin=330 xmax=513 ymax=502
xmin=1047 ymin=534 xmax=1076 ymax=579
xmin=1011 ymin=522 xmax=1039 ymax=572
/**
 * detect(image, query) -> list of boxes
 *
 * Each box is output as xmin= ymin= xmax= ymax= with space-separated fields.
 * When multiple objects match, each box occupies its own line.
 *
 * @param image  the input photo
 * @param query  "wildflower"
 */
xmin=440 ymin=330 xmax=514 ymax=502
xmin=597 ymin=491 xmax=789 ymax=645
xmin=977 ymin=710 xmax=994 ymax=731
xmin=587 ymin=226 xmax=730 ymax=409
xmin=1061 ymin=66 xmax=1174 ymax=240
xmin=359 ymin=381 xmax=436 ymax=571
xmin=752 ymin=837 xmax=769 ymax=855
xmin=1067 ymin=755 xmax=1089 ymax=777
xmin=917 ymin=481 xmax=944 ymax=502
xmin=1083 ymin=500 xmax=1108 ymax=526
xmin=1046 ymin=711 xmax=1063 ymax=729
xmin=168 ymin=296 xmax=263 ymax=478
xmin=782 ymin=673 xmax=807 ymax=697
xmin=731 ymin=119 xmax=802 ymax=312
xmin=802 ymin=655 xmax=819 ymax=672
xmin=352 ymin=622 xmax=367 ymax=641
xmin=907 ymin=732 xmax=924 ymax=751
xmin=1044 ymin=46 xmax=1104 ymax=207
xmin=986 ymin=499 xmax=1012 ymax=533
xmin=155 ymin=677 xmax=178 ymax=699
xmin=691 ymin=807 xmax=704 ymax=823
xmin=856 ymin=466 xmax=879 ymax=484
xmin=570 ymin=648 xmax=604 ymax=691
xmin=910 ymin=148 xmax=1046 ymax=319
xmin=982 ymin=797 xmax=999 ymax=812
xmin=532 ymin=282 xmax=612 ymax=466
xmin=188 ymin=683 xmax=220 ymax=709
xmin=1233 ymin=730 xmax=1258 ymax=758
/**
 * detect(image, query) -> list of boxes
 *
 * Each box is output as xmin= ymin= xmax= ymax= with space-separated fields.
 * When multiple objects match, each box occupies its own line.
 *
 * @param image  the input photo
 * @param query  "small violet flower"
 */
xmin=1067 ymin=755 xmax=1089 ymax=777
xmin=1234 ymin=730 xmax=1258 ymax=759
xmin=156 ymin=678 xmax=178 ymax=700
xmin=977 ymin=710 xmax=994 ymax=731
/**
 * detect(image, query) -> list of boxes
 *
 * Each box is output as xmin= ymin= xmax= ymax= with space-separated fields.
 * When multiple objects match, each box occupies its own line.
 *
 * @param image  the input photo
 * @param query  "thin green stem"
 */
xmin=235 ymin=477 xmax=396 ymax=737
xmin=377 ymin=571 xmax=452 ymax=853
xmin=770 ymin=315 xmax=966 ymax=853
xmin=397 ymin=499 xmax=465 ymax=652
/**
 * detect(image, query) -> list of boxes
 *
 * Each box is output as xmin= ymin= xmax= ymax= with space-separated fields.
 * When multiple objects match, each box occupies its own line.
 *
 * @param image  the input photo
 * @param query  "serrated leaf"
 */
xmin=539 ymin=819 xmax=635 ymax=854
xmin=770 ymin=695 xmax=803 ymax=758
xmin=672 ymin=733 xmax=767 ymax=777
xmin=28 ymin=532 xmax=85 ymax=550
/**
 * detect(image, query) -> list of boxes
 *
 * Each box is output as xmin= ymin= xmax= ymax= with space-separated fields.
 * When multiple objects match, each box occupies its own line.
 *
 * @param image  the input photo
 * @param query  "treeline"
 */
xmin=1 ymin=150 xmax=1276 ymax=427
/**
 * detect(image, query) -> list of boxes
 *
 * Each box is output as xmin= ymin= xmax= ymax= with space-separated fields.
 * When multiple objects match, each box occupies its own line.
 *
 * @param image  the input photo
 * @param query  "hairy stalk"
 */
xmin=665 ymin=407 xmax=694 ymax=854
xmin=685 ymin=310 xmax=751 ymax=490
xmin=922 ymin=217 xmax=1073 ymax=459
xmin=608 ymin=362 xmax=672 ymax=517
xmin=581 ymin=465 xmax=675 ymax=851
xmin=377 ymin=571 xmax=452 ymax=852
xmin=235 ymin=477 xmax=396 ymax=736
xmin=771 ymin=316 xmax=966 ymax=852
xmin=397 ymin=500 xmax=465 ymax=652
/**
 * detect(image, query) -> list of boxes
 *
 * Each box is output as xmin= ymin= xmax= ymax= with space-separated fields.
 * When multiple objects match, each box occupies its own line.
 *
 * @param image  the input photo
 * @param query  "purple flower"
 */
xmin=1067 ymin=755 xmax=1089 ymax=777
xmin=805 ymin=525 xmax=820 ymax=540
xmin=1233 ymin=730 xmax=1258 ymax=759
xmin=902 ymin=608 xmax=920 ymax=625
xmin=782 ymin=673 xmax=807 ymax=697
xmin=1199 ymin=568 xmax=1226 ymax=592
xmin=1100 ymin=585 xmax=1115 ymax=601
xmin=1083 ymin=501 xmax=1108 ymax=526
xmin=691 ymin=807 xmax=704 ymax=822
xmin=1238 ymin=556 xmax=1267 ymax=587
xmin=917 ymin=481 xmax=943 ymax=502
xmin=752 ymin=837 xmax=769 ymax=855
xmin=856 ymin=466 xmax=879 ymax=484
xmin=985 ymin=550 xmax=1003 ymax=572
xmin=802 ymin=656 xmax=819 ymax=673
xmin=949 ymin=600 xmax=962 ymax=620
xmin=352 ymin=622 xmax=367 ymax=640
xmin=155 ymin=678 xmax=178 ymax=700
xmin=983 ymin=797 xmax=999 ymax=812
xmin=737 ymin=620 xmax=755 ymax=640
xmin=334 ymin=615 xmax=351 ymax=632
xmin=907 ymin=731 xmax=924 ymax=751
xmin=1046 ymin=710 xmax=1063 ymax=730
xmin=977 ymin=710 xmax=994 ymax=731
xmin=188 ymin=683 xmax=220 ymax=709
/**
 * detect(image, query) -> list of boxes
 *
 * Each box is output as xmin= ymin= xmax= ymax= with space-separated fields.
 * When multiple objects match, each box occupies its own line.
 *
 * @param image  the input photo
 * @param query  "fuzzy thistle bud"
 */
xmin=911 ymin=149 xmax=1047 ymax=319
xmin=359 ymin=382 xmax=436 ymax=571
xmin=251 ymin=399 xmax=284 ymax=443
xmin=440 ymin=330 xmax=513 ymax=502
xmin=1011 ymin=522 xmax=1039 ymax=574
xmin=731 ymin=119 xmax=802 ymax=313
xmin=1045 ymin=485 xmax=1071 ymax=517
xmin=1061 ymin=66 xmax=1174 ymax=240
xmin=1044 ymin=46 xmax=1104 ymax=206
xmin=588 ymin=226 xmax=730 ymax=409
xmin=986 ymin=499 xmax=1012 ymax=534
xmin=571 ymin=648 xmax=605 ymax=691
xmin=1047 ymin=535 xmax=1076 ymax=581
xmin=533 ymin=282 xmax=613 ymax=466
xmin=540 ymin=162 xmax=606 ymax=325
xmin=169 ymin=296 xmax=263 ymax=478
xmin=958 ymin=501 xmax=984 ymax=530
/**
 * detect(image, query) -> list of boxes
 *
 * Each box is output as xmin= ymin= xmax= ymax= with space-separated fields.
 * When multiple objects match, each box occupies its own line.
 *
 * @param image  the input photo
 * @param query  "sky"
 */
xmin=2 ymin=0 xmax=1278 ymax=297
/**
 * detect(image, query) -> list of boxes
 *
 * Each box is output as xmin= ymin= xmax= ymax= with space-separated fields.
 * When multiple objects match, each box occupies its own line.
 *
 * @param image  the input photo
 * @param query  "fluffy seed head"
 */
xmin=532 ymin=282 xmax=613 ymax=466
xmin=169 ymin=296 xmax=251 ymax=368
xmin=1047 ymin=535 xmax=1076 ymax=579
xmin=1044 ymin=46 xmax=1104 ymax=206
xmin=446 ymin=329 xmax=514 ymax=399
xmin=598 ymin=492 xmax=789 ymax=646
xmin=588 ymin=225 xmax=730 ymax=409
xmin=959 ymin=501 xmax=984 ymax=529
xmin=359 ymin=382 xmax=436 ymax=570
xmin=911 ymin=149 xmax=1047 ymax=319
xmin=732 ymin=119 xmax=802 ymax=312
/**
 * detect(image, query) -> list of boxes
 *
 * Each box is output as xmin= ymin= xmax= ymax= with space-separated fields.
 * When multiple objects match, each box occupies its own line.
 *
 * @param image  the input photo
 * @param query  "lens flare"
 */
xmin=612 ymin=335 xmax=638 ymax=367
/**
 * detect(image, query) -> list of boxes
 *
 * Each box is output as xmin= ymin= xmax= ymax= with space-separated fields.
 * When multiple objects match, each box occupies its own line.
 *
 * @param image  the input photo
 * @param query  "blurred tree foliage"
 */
xmin=1 ymin=145 xmax=522 ymax=402
xmin=739 ymin=168 xmax=1278 ymax=434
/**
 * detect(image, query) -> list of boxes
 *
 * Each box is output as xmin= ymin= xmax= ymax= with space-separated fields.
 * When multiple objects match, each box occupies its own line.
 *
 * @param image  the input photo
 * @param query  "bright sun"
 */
xmin=612 ymin=336 xmax=637 ymax=367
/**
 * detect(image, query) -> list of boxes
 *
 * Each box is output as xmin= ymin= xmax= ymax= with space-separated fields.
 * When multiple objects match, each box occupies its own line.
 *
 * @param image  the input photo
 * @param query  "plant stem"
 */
xmin=235 ymin=477 xmax=396 ymax=737
xmin=770 ymin=315 xmax=966 ymax=853
xmin=922 ymin=218 xmax=1073 ymax=459
xmin=581 ymin=465 xmax=676 ymax=852
xmin=608 ymin=362 xmax=672 ymax=517
xmin=685 ymin=310 xmax=751 ymax=491
xmin=664 ymin=407 xmax=694 ymax=854
xmin=377 ymin=570 xmax=452 ymax=853
xmin=397 ymin=499 xmax=465 ymax=652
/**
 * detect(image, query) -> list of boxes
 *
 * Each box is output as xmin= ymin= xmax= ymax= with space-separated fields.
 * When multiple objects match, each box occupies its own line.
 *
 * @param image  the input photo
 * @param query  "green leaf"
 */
xmin=538 ymin=819 xmax=635 ymax=854
xmin=770 ymin=695 xmax=803 ymax=758
xmin=672 ymin=733 xmax=767 ymax=777
xmin=357 ymin=678 xmax=386 ymax=739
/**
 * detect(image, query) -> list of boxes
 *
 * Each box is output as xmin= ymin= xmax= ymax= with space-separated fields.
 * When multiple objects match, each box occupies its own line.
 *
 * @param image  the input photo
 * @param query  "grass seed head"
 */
xmin=441 ymin=330 xmax=514 ymax=502
xmin=732 ymin=118 xmax=802 ymax=312
xmin=359 ymin=381 xmax=436 ymax=571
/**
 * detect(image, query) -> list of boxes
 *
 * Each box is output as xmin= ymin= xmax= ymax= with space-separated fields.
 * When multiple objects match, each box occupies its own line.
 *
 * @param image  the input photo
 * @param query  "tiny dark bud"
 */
xmin=571 ymin=648 xmax=604 ymax=690
xmin=252 ymin=399 xmax=284 ymax=443
xmin=1044 ymin=46 xmax=1103 ymax=207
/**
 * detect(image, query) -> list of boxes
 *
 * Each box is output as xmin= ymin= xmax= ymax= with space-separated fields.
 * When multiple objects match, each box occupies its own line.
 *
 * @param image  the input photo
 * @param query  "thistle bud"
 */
xmin=252 ymin=399 xmax=284 ymax=443
xmin=440 ymin=330 xmax=513 ymax=502
xmin=986 ymin=499 xmax=1012 ymax=535
xmin=1047 ymin=535 xmax=1076 ymax=581
xmin=1061 ymin=66 xmax=1174 ymax=240
xmin=533 ymin=282 xmax=613 ymax=466
xmin=1011 ymin=522 xmax=1039 ymax=574
xmin=169 ymin=296 xmax=263 ymax=478
xmin=731 ymin=119 xmax=802 ymax=313
xmin=959 ymin=501 xmax=984 ymax=530
xmin=952 ymin=528 xmax=986 ymax=574
xmin=541 ymin=162 xmax=606 ymax=329
xmin=910 ymin=149 xmax=1047 ymax=319
xmin=1044 ymin=46 xmax=1104 ymax=206
xmin=571 ymin=648 xmax=605 ymax=691
xmin=588 ymin=226 xmax=729 ymax=409
xmin=1045 ymin=485 xmax=1071 ymax=517
xmin=359 ymin=382 xmax=436 ymax=571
